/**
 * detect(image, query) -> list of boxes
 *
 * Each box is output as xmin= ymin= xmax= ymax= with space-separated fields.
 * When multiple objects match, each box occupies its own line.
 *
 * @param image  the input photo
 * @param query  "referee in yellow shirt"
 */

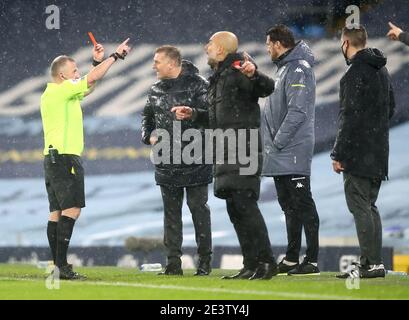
xmin=41 ymin=38 xmax=131 ymax=280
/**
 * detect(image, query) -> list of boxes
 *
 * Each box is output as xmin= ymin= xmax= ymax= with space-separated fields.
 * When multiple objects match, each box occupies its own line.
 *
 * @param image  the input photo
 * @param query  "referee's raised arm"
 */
xmin=86 ymin=38 xmax=131 ymax=87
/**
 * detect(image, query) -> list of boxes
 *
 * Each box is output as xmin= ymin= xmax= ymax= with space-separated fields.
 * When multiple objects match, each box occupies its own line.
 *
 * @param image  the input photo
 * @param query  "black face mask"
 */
xmin=341 ymin=40 xmax=352 ymax=66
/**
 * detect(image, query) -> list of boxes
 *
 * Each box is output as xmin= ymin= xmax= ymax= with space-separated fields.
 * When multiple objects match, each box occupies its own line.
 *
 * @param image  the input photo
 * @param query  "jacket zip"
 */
xmin=63 ymin=100 xmax=69 ymax=153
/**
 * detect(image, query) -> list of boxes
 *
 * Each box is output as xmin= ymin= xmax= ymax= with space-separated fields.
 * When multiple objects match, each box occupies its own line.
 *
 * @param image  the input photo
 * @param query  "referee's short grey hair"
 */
xmin=50 ymin=55 xmax=75 ymax=78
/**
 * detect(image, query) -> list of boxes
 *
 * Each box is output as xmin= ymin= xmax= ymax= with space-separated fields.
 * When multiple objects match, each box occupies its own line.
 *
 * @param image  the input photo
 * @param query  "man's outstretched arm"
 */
xmin=235 ymin=54 xmax=274 ymax=97
xmin=387 ymin=22 xmax=409 ymax=46
xmin=86 ymin=38 xmax=131 ymax=88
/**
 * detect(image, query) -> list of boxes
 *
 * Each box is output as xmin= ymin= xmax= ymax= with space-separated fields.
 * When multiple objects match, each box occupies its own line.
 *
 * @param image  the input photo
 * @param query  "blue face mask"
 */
xmin=341 ymin=40 xmax=352 ymax=66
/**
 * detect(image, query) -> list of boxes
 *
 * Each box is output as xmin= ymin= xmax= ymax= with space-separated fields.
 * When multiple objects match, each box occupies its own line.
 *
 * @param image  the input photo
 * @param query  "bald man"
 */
xmin=172 ymin=31 xmax=278 ymax=280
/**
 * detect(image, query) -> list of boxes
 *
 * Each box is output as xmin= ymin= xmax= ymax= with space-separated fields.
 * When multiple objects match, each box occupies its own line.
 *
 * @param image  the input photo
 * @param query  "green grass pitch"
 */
xmin=0 ymin=264 xmax=408 ymax=300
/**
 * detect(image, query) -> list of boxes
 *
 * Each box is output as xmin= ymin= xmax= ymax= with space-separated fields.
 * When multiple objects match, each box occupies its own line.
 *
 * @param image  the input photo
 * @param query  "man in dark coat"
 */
xmin=331 ymin=26 xmax=395 ymax=279
xmin=141 ymin=46 xmax=212 ymax=276
xmin=172 ymin=32 xmax=278 ymax=280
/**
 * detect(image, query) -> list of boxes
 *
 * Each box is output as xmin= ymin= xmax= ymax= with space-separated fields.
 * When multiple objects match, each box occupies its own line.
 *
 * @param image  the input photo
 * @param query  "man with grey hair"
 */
xmin=41 ymin=38 xmax=130 ymax=280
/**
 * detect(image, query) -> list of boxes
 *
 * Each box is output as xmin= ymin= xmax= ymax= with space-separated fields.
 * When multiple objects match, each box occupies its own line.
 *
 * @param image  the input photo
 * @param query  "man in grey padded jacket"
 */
xmin=261 ymin=25 xmax=320 ymax=276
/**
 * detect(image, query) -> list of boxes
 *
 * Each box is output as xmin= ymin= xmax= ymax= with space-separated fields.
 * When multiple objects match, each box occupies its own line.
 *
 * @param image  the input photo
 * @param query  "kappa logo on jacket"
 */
xmin=295 ymin=67 xmax=304 ymax=73
xmin=291 ymin=176 xmax=306 ymax=189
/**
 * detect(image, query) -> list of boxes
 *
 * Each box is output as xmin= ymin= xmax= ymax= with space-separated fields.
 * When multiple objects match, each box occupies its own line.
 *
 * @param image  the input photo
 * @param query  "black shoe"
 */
xmin=157 ymin=264 xmax=183 ymax=276
xmin=336 ymin=267 xmax=386 ymax=279
xmin=249 ymin=262 xmax=279 ymax=280
xmin=335 ymin=262 xmax=385 ymax=279
xmin=288 ymin=259 xmax=320 ymax=276
xmin=58 ymin=264 xmax=87 ymax=280
xmin=336 ymin=269 xmax=362 ymax=279
xmin=194 ymin=268 xmax=209 ymax=276
xmin=360 ymin=264 xmax=385 ymax=278
xmin=221 ymin=268 xmax=255 ymax=280
xmin=194 ymin=257 xmax=211 ymax=276
xmin=336 ymin=262 xmax=362 ymax=279
xmin=336 ymin=272 xmax=352 ymax=279
xmin=277 ymin=258 xmax=299 ymax=274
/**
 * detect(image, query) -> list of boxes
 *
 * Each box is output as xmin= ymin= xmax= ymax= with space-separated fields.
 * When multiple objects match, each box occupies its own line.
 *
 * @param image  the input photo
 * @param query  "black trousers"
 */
xmin=343 ymin=173 xmax=383 ymax=266
xmin=160 ymin=184 xmax=212 ymax=265
xmin=226 ymin=190 xmax=275 ymax=270
xmin=274 ymin=175 xmax=320 ymax=263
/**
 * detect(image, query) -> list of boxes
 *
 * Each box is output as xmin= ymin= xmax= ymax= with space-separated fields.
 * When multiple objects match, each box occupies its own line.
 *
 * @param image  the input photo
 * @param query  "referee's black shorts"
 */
xmin=44 ymin=154 xmax=85 ymax=212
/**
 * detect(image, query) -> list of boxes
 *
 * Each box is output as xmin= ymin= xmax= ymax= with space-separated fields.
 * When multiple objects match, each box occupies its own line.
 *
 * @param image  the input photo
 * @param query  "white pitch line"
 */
xmin=0 ymin=277 xmax=368 ymax=300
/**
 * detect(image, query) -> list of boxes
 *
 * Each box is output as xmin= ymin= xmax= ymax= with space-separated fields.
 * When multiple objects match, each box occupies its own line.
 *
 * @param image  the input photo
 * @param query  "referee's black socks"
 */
xmin=47 ymin=221 xmax=58 ymax=264
xmin=56 ymin=216 xmax=76 ymax=267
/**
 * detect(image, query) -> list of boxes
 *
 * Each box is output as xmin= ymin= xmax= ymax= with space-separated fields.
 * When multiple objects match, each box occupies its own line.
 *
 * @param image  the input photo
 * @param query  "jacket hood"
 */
xmin=181 ymin=60 xmax=199 ymax=75
xmin=276 ymin=40 xmax=315 ymax=68
xmin=352 ymin=48 xmax=387 ymax=69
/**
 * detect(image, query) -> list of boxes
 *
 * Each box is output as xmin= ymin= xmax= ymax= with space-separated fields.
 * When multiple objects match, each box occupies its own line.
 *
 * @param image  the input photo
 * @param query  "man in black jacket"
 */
xmin=387 ymin=22 xmax=409 ymax=46
xmin=173 ymin=32 xmax=278 ymax=280
xmin=141 ymin=46 xmax=212 ymax=276
xmin=331 ymin=26 xmax=395 ymax=279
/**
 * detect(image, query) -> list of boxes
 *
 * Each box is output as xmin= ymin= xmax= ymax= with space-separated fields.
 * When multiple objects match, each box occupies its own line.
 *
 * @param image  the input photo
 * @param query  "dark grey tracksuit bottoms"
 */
xmin=160 ymin=184 xmax=212 ymax=265
xmin=225 ymin=189 xmax=275 ymax=270
xmin=274 ymin=175 xmax=320 ymax=263
xmin=343 ymin=173 xmax=383 ymax=266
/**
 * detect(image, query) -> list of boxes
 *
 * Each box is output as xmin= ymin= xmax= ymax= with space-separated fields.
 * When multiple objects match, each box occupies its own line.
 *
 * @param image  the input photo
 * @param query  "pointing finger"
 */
xmin=243 ymin=51 xmax=251 ymax=61
xmin=241 ymin=61 xmax=249 ymax=68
